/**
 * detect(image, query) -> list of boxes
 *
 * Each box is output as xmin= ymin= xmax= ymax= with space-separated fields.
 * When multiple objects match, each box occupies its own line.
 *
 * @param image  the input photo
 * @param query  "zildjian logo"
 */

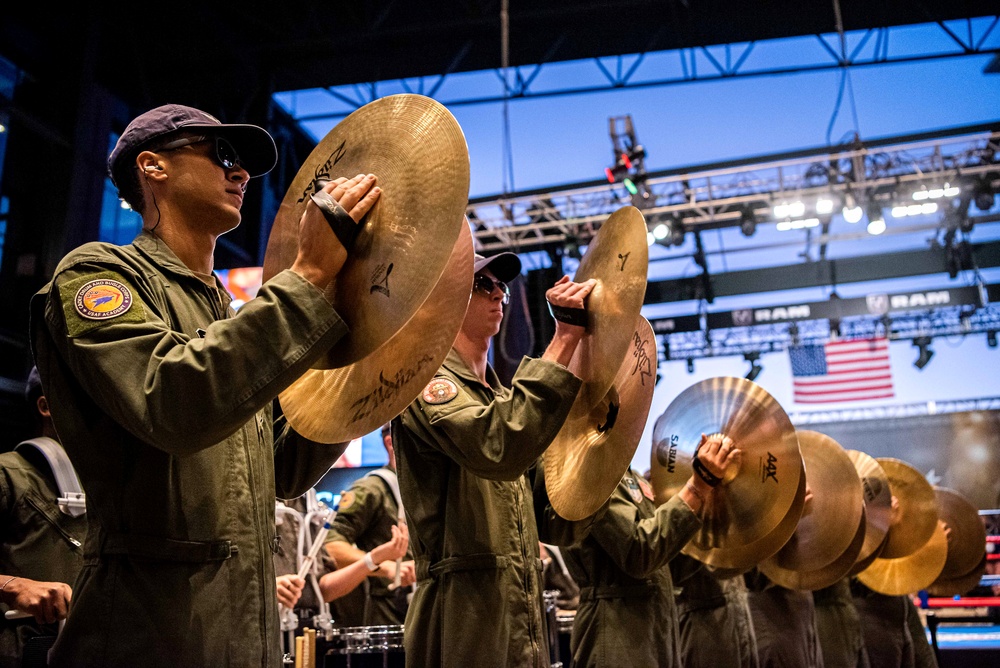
xmin=618 ymin=252 xmax=630 ymax=271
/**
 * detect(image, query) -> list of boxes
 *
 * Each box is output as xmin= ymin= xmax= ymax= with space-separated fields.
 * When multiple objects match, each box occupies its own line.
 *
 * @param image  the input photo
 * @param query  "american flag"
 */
xmin=788 ymin=337 xmax=894 ymax=404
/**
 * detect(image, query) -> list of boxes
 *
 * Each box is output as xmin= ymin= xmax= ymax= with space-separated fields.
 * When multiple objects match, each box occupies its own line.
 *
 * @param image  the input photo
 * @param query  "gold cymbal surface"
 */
xmin=846 ymin=450 xmax=893 ymax=567
xmin=766 ymin=430 xmax=864 ymax=573
xmin=877 ymin=458 xmax=938 ymax=559
xmin=927 ymin=554 xmax=987 ymax=597
xmin=650 ymin=377 xmax=802 ymax=549
xmin=568 ymin=206 xmax=649 ymax=416
xmin=262 ymin=94 xmax=470 ymax=369
xmin=545 ymin=315 xmax=657 ymax=521
xmin=277 ymin=222 xmax=474 ymax=443
xmin=933 ymin=486 xmax=987 ymax=581
xmin=857 ymin=519 xmax=948 ymax=596
xmin=762 ymin=507 xmax=867 ymax=591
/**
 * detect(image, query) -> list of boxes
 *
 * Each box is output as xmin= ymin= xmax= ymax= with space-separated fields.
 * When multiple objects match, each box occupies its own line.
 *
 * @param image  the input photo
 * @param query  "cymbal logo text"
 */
xmin=295 ymin=140 xmax=348 ymax=204
xmin=617 ymin=252 xmax=630 ymax=271
xmin=759 ymin=452 xmax=779 ymax=483
xmin=630 ymin=332 xmax=653 ymax=385
xmin=656 ymin=434 xmax=680 ymax=473
xmin=348 ymin=353 xmax=434 ymax=423
xmin=370 ymin=263 xmax=393 ymax=297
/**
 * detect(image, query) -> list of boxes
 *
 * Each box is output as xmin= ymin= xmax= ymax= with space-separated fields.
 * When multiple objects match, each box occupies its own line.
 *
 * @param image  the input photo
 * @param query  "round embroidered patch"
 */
xmin=637 ymin=476 xmax=655 ymax=501
xmin=74 ymin=279 xmax=134 ymax=320
xmin=422 ymin=378 xmax=458 ymax=404
xmin=338 ymin=491 xmax=356 ymax=511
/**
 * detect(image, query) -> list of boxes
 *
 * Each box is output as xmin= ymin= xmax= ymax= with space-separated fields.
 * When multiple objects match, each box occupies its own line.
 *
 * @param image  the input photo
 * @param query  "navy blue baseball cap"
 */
xmin=473 ymin=252 xmax=522 ymax=282
xmin=108 ymin=104 xmax=277 ymax=187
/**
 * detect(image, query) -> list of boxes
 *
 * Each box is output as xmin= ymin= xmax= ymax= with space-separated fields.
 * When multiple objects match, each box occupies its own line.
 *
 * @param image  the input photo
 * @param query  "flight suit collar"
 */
xmin=441 ymin=347 xmax=503 ymax=394
xmin=132 ymin=230 xmax=233 ymax=307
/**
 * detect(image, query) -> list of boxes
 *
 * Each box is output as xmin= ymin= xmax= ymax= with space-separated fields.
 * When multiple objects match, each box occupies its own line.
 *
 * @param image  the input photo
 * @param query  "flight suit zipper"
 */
xmin=25 ymin=495 xmax=83 ymax=548
xmin=242 ymin=416 xmax=268 ymax=661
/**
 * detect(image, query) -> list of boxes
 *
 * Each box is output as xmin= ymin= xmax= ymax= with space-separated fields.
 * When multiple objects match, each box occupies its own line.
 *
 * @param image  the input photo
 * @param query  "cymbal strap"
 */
xmin=692 ymin=456 xmax=721 ymax=487
xmin=547 ymin=301 xmax=588 ymax=327
xmin=310 ymin=190 xmax=360 ymax=251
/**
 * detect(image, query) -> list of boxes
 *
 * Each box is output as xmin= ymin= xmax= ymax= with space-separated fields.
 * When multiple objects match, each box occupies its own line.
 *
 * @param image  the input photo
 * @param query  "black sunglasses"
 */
xmin=156 ymin=135 xmax=242 ymax=170
xmin=473 ymin=274 xmax=510 ymax=304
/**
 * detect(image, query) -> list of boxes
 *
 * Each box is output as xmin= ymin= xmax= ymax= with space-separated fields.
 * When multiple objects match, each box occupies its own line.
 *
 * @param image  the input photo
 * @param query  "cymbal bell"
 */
xmin=684 ymin=457 xmax=807 ymax=573
xmin=846 ymin=450 xmax=893 ymax=569
xmin=545 ymin=315 xmax=657 ymax=521
xmin=277 ymin=222 xmax=474 ymax=443
xmin=567 ymin=206 xmax=649 ymax=417
xmin=877 ymin=458 xmax=938 ymax=559
xmin=262 ymin=93 xmax=470 ymax=369
xmin=650 ymin=377 xmax=802 ymax=549
xmin=933 ymin=486 xmax=987 ymax=581
xmin=761 ymin=506 xmax=866 ymax=591
xmin=763 ymin=430 xmax=865 ymax=573
xmin=927 ymin=554 xmax=987 ymax=597
xmin=857 ymin=519 xmax=948 ymax=596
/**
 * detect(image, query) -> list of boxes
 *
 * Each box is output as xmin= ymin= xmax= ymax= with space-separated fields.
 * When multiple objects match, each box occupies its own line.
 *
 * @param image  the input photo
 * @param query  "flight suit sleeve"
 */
xmin=34 ymin=260 xmax=347 ymax=456
xmin=273 ymin=418 xmax=350 ymax=500
xmin=589 ymin=484 xmax=701 ymax=579
xmin=325 ymin=478 xmax=381 ymax=547
xmin=410 ymin=357 xmax=581 ymax=481
xmin=530 ymin=459 xmax=607 ymax=546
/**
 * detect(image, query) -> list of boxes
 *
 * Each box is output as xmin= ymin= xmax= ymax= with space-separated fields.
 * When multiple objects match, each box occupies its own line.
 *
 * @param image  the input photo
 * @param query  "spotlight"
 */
xmin=866 ymin=202 xmax=886 ymax=235
xmin=739 ymin=207 xmax=757 ymax=237
xmin=972 ymin=178 xmax=996 ymax=212
xmin=743 ymin=352 xmax=762 ymax=382
xmin=686 ymin=358 xmax=695 ymax=374
xmin=842 ymin=192 xmax=864 ymax=223
xmin=988 ymin=330 xmax=998 ymax=348
xmin=669 ymin=218 xmax=686 ymax=247
xmin=912 ymin=336 xmax=934 ymax=370
xmin=563 ymin=235 xmax=582 ymax=260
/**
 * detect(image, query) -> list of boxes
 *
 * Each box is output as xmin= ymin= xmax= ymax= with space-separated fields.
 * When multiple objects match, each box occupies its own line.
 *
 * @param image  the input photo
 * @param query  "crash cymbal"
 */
xmin=567 ymin=206 xmax=649 ymax=417
xmin=545 ymin=315 xmax=657 ymax=521
xmin=927 ymin=554 xmax=987 ymax=597
xmin=934 ymin=486 xmax=987 ymax=580
xmin=262 ymin=94 xmax=470 ymax=369
xmin=763 ymin=430 xmax=864 ymax=573
xmin=687 ymin=457 xmax=807 ymax=573
xmin=846 ymin=450 xmax=893 ymax=569
xmin=277 ymin=222 xmax=474 ymax=443
xmin=761 ymin=506 xmax=867 ymax=591
xmin=857 ymin=519 xmax=948 ymax=596
xmin=650 ymin=377 xmax=802 ymax=548
xmin=876 ymin=458 xmax=938 ymax=559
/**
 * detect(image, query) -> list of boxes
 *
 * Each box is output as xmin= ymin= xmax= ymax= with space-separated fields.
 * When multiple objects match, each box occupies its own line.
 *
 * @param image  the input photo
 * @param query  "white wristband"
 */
xmin=363 ymin=552 xmax=378 ymax=572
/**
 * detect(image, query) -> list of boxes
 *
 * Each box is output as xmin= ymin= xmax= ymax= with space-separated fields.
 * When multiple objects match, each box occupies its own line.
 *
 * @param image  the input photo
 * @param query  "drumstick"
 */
xmin=297 ymin=506 xmax=335 ymax=580
xmin=388 ymin=517 xmax=406 ymax=591
xmin=5 ymin=610 xmax=30 ymax=620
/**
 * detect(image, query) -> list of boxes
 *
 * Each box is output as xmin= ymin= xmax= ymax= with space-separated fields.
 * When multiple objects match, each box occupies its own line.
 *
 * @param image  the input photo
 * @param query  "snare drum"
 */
xmin=324 ymin=625 xmax=405 ymax=668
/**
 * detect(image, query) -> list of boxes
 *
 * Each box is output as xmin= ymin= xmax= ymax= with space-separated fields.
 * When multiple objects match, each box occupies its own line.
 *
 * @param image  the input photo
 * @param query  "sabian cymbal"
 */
xmin=688 ymin=458 xmax=807 ymax=573
xmin=877 ymin=458 xmax=938 ymax=559
xmin=567 ymin=206 xmax=649 ymax=417
xmin=857 ymin=519 xmax=948 ymax=596
xmin=763 ymin=431 xmax=865 ymax=573
xmin=277 ymin=222 xmax=474 ymax=443
xmin=761 ymin=507 xmax=867 ymax=591
xmin=846 ymin=450 xmax=893 ymax=570
xmin=934 ymin=486 xmax=987 ymax=581
xmin=650 ymin=377 xmax=802 ymax=548
xmin=262 ymin=94 xmax=470 ymax=369
xmin=927 ymin=554 xmax=987 ymax=598
xmin=545 ymin=315 xmax=657 ymax=521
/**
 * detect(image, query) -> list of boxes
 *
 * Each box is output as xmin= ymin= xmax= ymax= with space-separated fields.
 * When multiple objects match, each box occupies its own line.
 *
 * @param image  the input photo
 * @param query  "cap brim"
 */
xmin=473 ymin=252 xmax=522 ymax=282
xmin=193 ymin=124 xmax=277 ymax=178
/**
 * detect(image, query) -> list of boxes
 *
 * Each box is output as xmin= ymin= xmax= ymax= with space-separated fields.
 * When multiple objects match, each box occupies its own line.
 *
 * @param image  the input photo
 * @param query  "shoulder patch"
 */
xmin=637 ymin=475 xmax=655 ymax=501
xmin=422 ymin=378 xmax=459 ymax=405
xmin=625 ymin=477 xmax=644 ymax=505
xmin=337 ymin=490 xmax=356 ymax=511
xmin=59 ymin=271 xmax=146 ymax=337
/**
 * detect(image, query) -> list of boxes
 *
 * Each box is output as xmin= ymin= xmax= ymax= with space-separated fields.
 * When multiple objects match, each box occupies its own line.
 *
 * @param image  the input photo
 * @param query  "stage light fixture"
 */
xmin=912 ymin=336 xmax=934 ymax=370
xmin=739 ymin=207 xmax=757 ymax=237
xmin=988 ymin=330 xmax=998 ymax=348
xmin=743 ymin=352 xmax=762 ymax=382
xmin=973 ymin=178 xmax=996 ymax=212
xmin=815 ymin=197 xmax=835 ymax=215
xmin=669 ymin=218 xmax=686 ymax=247
xmin=866 ymin=203 xmax=886 ymax=235
xmin=686 ymin=358 xmax=695 ymax=374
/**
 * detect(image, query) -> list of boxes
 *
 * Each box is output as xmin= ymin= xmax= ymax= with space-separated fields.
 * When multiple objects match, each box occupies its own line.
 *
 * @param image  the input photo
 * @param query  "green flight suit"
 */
xmin=851 ymin=579 xmax=938 ymax=668
xmin=745 ymin=568 xmax=825 ymax=668
xmin=0 ymin=442 xmax=87 ymax=668
xmin=324 ymin=466 xmax=412 ymax=626
xmin=29 ymin=231 xmax=350 ymax=668
xmin=562 ymin=469 xmax=701 ymax=668
xmin=394 ymin=348 xmax=581 ymax=668
xmin=814 ymin=578 xmax=870 ymax=668
xmin=671 ymin=554 xmax=760 ymax=668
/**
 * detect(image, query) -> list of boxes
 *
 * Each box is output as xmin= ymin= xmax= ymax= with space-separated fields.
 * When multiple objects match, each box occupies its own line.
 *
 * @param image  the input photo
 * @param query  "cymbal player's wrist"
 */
xmin=688 ymin=475 xmax=714 ymax=497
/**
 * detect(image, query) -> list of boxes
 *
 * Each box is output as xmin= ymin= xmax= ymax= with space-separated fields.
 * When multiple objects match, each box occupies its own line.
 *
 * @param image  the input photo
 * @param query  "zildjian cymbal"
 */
xmin=691 ymin=457 xmax=807 ymax=574
xmin=857 ymin=519 xmax=948 ymax=596
xmin=565 ymin=206 xmax=649 ymax=417
xmin=761 ymin=506 xmax=867 ymax=592
xmin=262 ymin=93 xmax=470 ymax=369
xmin=846 ymin=450 xmax=893 ymax=573
xmin=927 ymin=554 xmax=987 ymax=598
xmin=933 ymin=486 xmax=987 ymax=581
xmin=277 ymin=222 xmax=474 ymax=443
xmin=876 ymin=458 xmax=939 ymax=559
xmin=761 ymin=430 xmax=865 ymax=574
xmin=649 ymin=377 xmax=802 ymax=549
xmin=545 ymin=315 xmax=657 ymax=521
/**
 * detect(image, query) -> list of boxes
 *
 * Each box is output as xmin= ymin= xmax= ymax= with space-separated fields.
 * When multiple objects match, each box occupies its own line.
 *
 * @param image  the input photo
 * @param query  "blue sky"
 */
xmin=274 ymin=18 xmax=1000 ymax=470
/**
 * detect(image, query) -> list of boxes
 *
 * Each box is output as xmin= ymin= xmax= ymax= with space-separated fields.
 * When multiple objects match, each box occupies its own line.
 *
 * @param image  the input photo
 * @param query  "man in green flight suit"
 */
xmin=393 ymin=252 xmax=596 ymax=667
xmin=28 ymin=104 xmax=380 ymax=668
xmin=325 ymin=422 xmax=415 ymax=627
xmin=560 ymin=435 xmax=739 ymax=668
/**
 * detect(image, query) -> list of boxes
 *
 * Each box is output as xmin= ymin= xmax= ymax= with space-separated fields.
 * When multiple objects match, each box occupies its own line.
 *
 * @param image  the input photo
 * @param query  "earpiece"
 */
xmin=144 ymin=165 xmax=163 ymax=173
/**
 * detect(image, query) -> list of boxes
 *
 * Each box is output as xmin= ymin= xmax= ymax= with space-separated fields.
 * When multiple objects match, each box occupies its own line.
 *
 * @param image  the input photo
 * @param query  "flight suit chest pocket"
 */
xmin=24 ymin=492 xmax=83 ymax=549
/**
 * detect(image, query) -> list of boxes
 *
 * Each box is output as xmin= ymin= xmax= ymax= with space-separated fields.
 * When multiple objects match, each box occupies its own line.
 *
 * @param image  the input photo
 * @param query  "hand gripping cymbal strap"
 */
xmin=547 ymin=301 xmax=588 ymax=327
xmin=310 ymin=190 xmax=359 ymax=251
xmin=692 ymin=455 xmax=722 ymax=487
